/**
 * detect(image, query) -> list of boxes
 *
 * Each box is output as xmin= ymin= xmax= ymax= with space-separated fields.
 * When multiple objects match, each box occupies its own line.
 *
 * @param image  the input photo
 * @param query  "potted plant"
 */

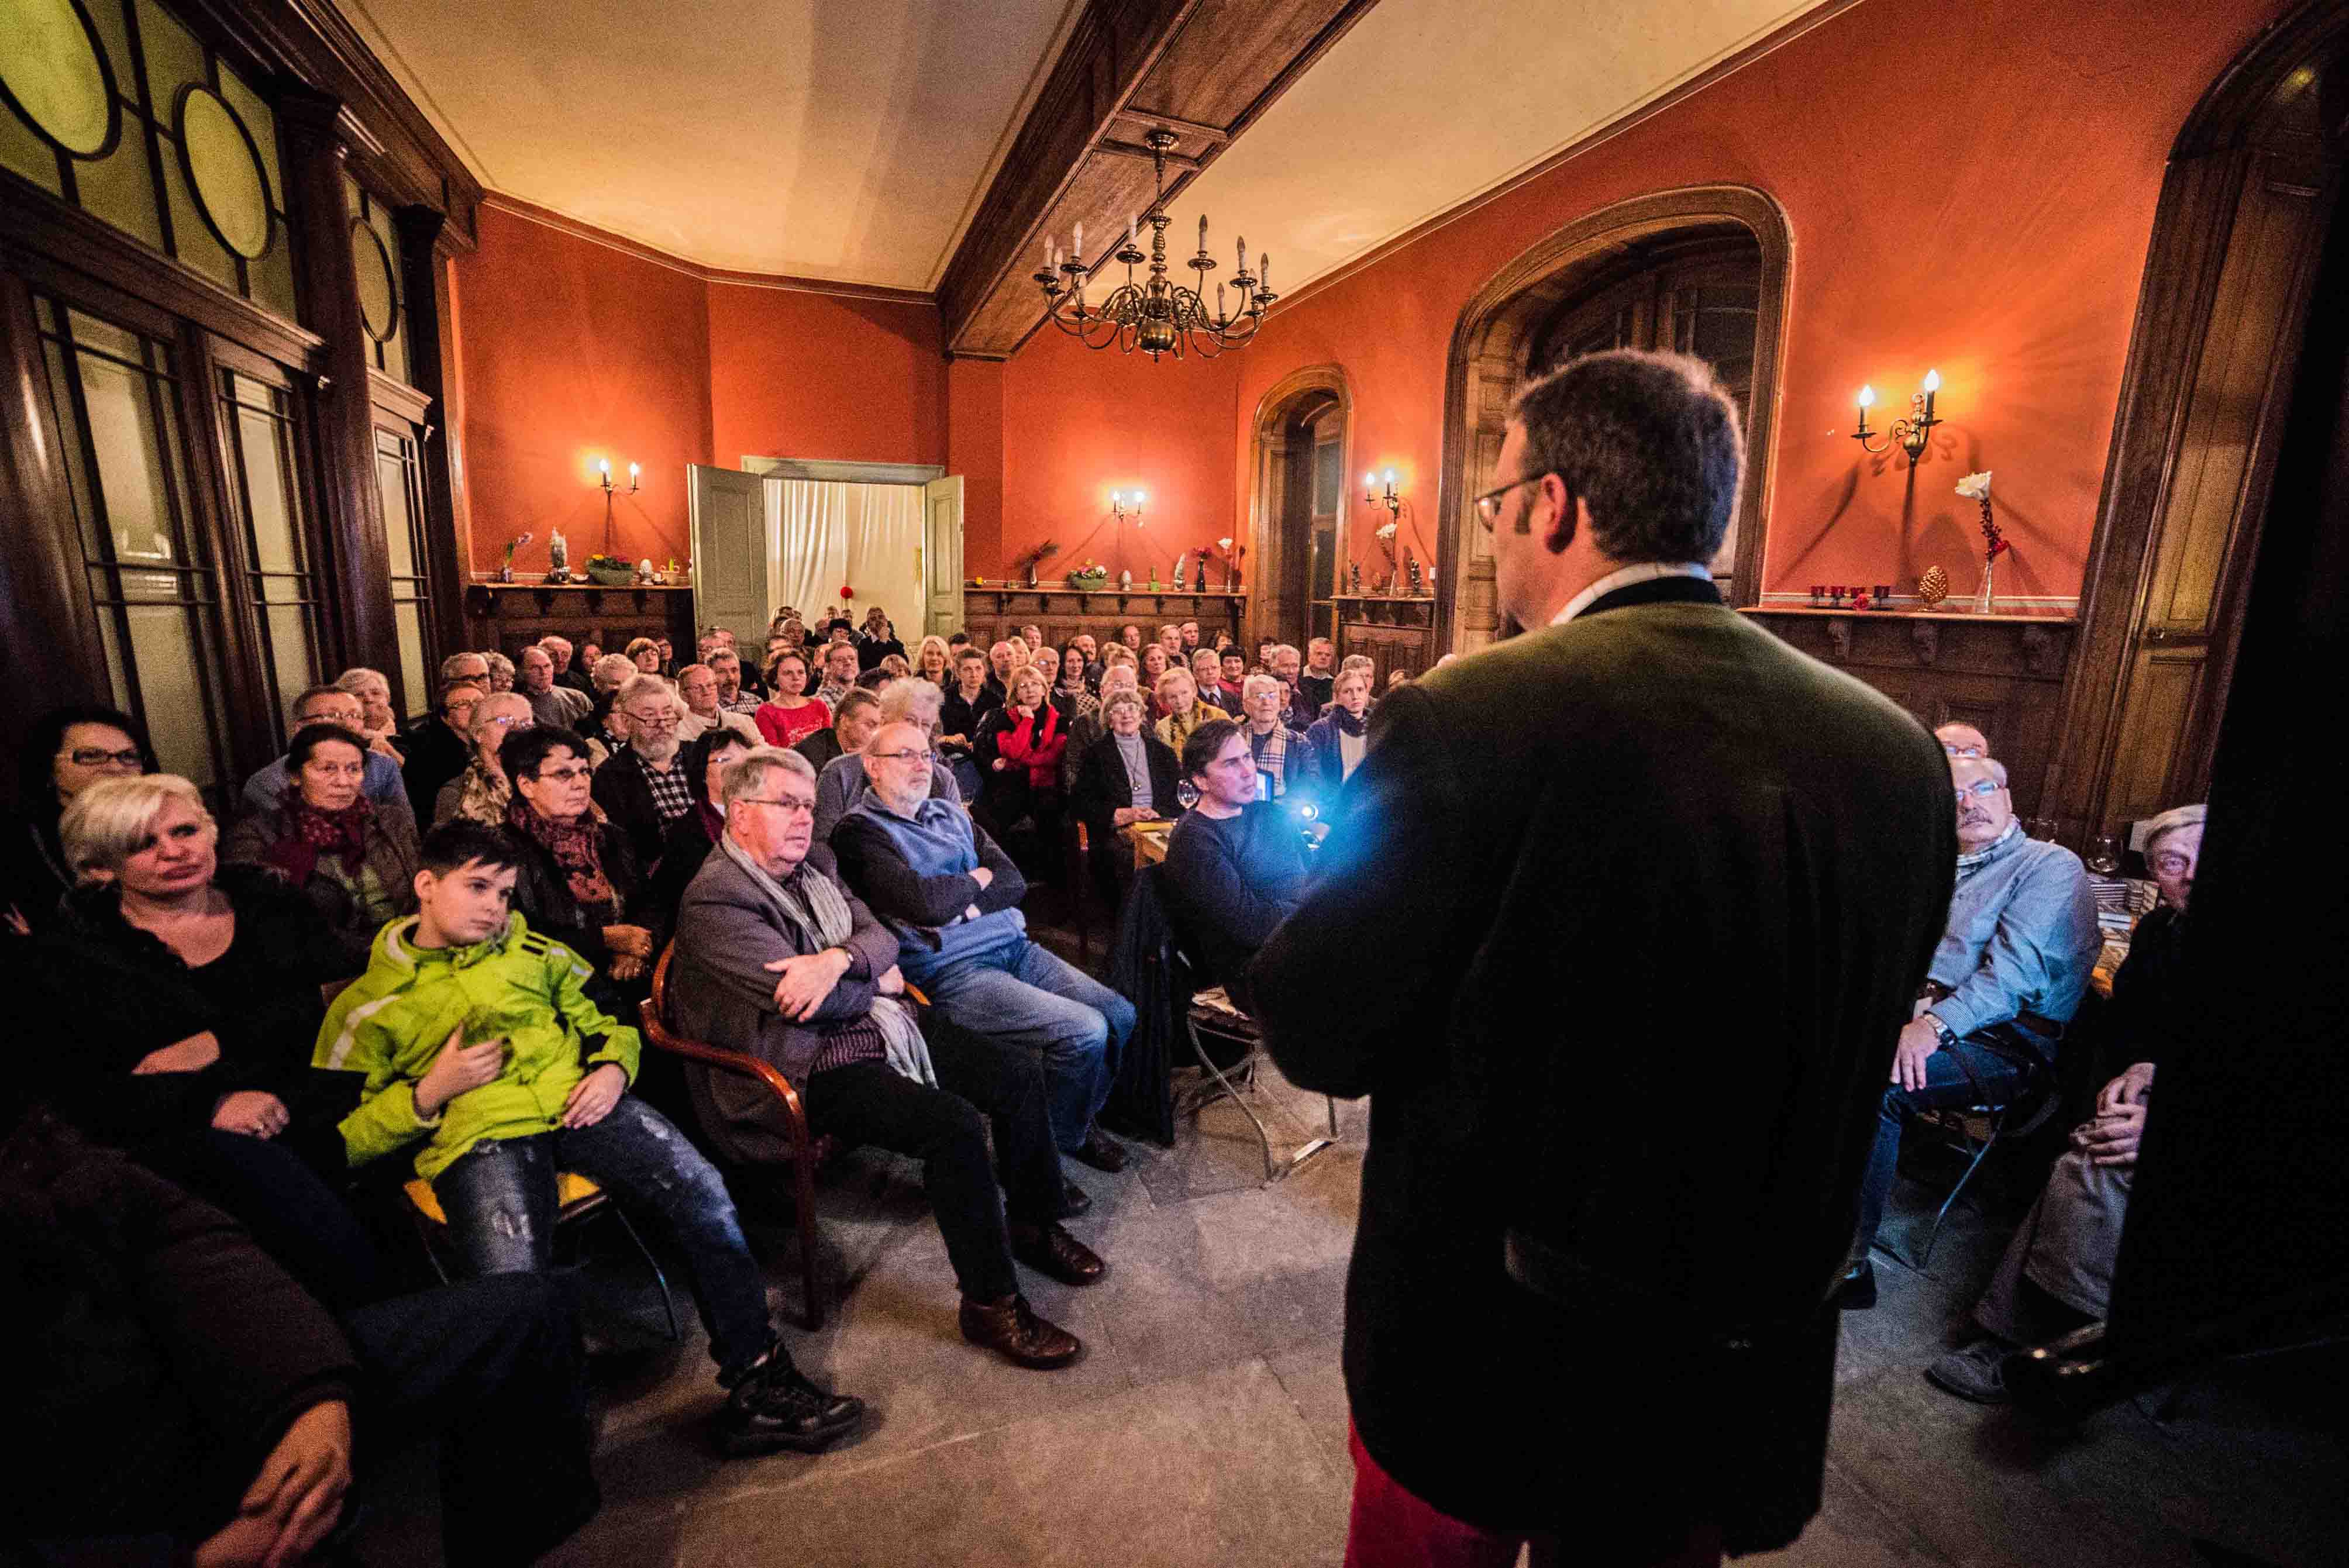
xmin=1067 ymin=560 xmax=1110 ymax=590
xmin=584 ymin=552 xmax=636 ymax=587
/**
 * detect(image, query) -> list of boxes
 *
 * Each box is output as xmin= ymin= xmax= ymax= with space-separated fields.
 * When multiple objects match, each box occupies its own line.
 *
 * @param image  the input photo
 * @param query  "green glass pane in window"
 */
xmin=392 ymin=601 xmax=428 ymax=719
xmin=73 ymin=121 xmax=164 ymax=247
xmin=67 ymin=306 xmax=142 ymax=361
xmin=248 ymin=233 xmax=297 ymax=319
xmin=353 ymin=217 xmax=397 ymax=340
xmin=0 ymin=92 xmax=63 ymax=194
xmin=0 ymin=0 xmax=118 ymax=156
xmin=215 ymin=62 xmax=277 ymax=208
xmin=177 ymin=86 xmax=269 ymax=259
xmin=232 ymin=395 xmax=301 ymax=574
xmin=73 ymin=344 xmax=180 ymax=564
xmin=123 ymin=599 xmax=216 ymax=788
xmin=376 ymin=439 xmax=416 ymax=577
xmin=157 ymin=130 xmax=237 ymax=288
xmin=40 ymin=333 xmax=103 ymax=560
xmin=263 ymin=601 xmax=314 ymax=718
xmin=85 ymin=0 xmax=130 ymax=82
xmin=135 ymin=0 xmax=202 ymax=122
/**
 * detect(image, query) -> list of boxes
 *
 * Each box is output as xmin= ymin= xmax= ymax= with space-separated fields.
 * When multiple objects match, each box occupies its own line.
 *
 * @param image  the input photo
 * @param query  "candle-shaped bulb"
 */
xmin=1074 ymin=221 xmax=1083 ymax=256
xmin=1042 ymin=236 xmax=1051 ymax=267
xmin=598 ymin=458 xmax=611 ymax=476
xmin=1198 ymin=213 xmax=1208 ymax=250
xmin=1259 ymin=253 xmax=1270 ymax=291
xmin=1135 ymin=491 xmax=1145 ymax=504
xmin=1857 ymin=385 xmax=1876 ymax=409
xmin=1921 ymin=368 xmax=1941 ymax=392
xmin=1128 ymin=212 xmax=1137 ymax=244
xmin=628 ymin=462 xmax=640 ymax=481
xmin=1238 ymin=235 xmax=1246 ymax=271
xmin=1365 ymin=473 xmax=1376 ymax=487
xmin=1384 ymin=469 xmax=1396 ymax=485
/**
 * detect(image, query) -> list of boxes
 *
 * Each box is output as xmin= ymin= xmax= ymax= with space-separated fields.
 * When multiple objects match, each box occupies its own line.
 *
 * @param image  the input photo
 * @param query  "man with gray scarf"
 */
xmin=667 ymin=747 xmax=1102 ymax=1370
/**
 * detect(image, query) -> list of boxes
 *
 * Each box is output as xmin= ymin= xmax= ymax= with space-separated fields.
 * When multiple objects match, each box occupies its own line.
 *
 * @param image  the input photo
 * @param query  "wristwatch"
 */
xmin=1923 ymin=1013 xmax=1959 ymax=1051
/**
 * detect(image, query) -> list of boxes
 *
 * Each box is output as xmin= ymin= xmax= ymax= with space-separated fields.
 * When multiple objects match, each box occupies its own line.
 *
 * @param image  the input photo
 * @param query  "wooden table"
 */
xmin=1121 ymin=820 xmax=1173 ymax=870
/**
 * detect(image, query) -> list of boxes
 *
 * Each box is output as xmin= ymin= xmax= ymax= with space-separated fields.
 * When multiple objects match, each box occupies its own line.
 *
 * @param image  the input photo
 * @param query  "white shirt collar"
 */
xmin=1550 ymin=561 xmax=1712 ymax=626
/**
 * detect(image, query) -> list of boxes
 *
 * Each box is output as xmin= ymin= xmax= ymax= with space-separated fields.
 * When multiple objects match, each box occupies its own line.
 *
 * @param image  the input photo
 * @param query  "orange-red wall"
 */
xmin=1215 ymin=0 xmax=2288 ymax=604
xmin=450 ymin=204 xmax=713 ymax=575
xmin=706 ymin=284 xmax=946 ymax=472
xmin=996 ymin=326 xmax=1243 ymax=583
xmin=948 ymin=359 xmax=1006 ymax=574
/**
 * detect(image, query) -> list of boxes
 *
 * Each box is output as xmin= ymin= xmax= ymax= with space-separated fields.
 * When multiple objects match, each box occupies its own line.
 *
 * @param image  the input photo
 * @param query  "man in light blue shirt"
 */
xmin=1845 ymin=754 xmax=2097 ymax=1296
xmin=241 ymin=683 xmax=417 ymax=837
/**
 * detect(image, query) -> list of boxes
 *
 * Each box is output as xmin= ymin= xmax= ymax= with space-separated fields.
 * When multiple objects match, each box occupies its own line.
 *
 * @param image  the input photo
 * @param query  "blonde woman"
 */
xmin=1153 ymin=666 xmax=1228 ymax=753
xmin=1304 ymin=666 xmax=1375 ymax=796
xmin=915 ymin=634 xmax=953 ymax=686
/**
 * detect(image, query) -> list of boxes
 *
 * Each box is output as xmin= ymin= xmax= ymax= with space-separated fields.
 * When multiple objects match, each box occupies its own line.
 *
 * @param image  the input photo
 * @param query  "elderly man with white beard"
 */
xmin=591 ymin=674 xmax=697 ymax=873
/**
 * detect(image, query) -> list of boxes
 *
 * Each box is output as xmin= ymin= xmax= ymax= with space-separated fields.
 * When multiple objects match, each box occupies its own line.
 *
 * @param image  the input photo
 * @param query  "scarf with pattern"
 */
xmin=270 ymin=787 xmax=373 ymax=885
xmin=506 ymin=795 xmax=616 ymax=912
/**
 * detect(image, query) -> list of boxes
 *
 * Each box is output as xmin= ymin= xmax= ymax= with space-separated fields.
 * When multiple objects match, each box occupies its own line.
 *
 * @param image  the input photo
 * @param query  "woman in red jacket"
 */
xmin=976 ymin=666 xmax=1067 ymax=873
xmin=754 ymin=650 xmax=831 ymax=749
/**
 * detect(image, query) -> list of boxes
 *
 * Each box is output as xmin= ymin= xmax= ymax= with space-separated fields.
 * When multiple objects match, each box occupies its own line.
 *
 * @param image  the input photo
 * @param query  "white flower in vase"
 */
xmin=1954 ymin=471 xmax=1993 ymax=501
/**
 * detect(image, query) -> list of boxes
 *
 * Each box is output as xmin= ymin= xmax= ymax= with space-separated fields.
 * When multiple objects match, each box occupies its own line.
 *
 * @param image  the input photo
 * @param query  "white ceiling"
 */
xmin=343 ymin=0 xmax=1832 ymax=301
xmin=341 ymin=0 xmax=1081 ymax=287
xmin=1167 ymin=0 xmax=1832 ymax=304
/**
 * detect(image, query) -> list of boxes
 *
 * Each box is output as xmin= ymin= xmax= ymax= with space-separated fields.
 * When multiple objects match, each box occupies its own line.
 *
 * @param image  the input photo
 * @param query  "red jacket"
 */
xmin=994 ymin=704 xmax=1067 ymax=789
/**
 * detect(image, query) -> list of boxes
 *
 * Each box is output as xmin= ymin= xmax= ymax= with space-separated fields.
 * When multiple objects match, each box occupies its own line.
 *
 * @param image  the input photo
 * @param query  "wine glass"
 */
xmin=1176 ymin=780 xmax=1200 ymax=811
xmin=2086 ymin=833 xmax=2123 ymax=875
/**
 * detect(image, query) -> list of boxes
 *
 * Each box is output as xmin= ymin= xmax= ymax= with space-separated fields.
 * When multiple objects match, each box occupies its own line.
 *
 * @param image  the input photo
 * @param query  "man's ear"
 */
xmin=1543 ymin=487 xmax=1582 ymax=557
xmin=412 ymin=867 xmax=436 ymax=905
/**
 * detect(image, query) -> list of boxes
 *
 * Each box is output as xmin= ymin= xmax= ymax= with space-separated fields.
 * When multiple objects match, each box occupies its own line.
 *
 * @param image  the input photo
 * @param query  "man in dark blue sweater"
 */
xmin=1161 ymin=719 xmax=1308 ymax=1015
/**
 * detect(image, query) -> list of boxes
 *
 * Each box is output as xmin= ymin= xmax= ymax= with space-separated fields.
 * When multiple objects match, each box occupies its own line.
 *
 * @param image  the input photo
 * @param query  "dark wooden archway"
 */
xmin=1245 ymin=362 xmax=1353 ymax=650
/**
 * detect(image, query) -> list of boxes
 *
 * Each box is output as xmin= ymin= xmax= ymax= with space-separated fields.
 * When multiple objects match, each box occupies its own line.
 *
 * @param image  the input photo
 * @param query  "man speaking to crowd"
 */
xmin=1249 ymin=350 xmax=1954 ymax=1567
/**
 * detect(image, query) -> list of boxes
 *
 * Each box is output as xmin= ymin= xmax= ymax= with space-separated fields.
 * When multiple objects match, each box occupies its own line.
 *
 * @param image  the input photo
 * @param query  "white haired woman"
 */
xmin=30 ymin=774 xmax=386 ymax=1307
xmin=1072 ymin=688 xmax=1180 ymax=909
xmin=334 ymin=666 xmax=408 ymax=762
xmin=434 ymin=691 xmax=536 ymax=826
xmin=1153 ymin=665 xmax=1228 ymax=754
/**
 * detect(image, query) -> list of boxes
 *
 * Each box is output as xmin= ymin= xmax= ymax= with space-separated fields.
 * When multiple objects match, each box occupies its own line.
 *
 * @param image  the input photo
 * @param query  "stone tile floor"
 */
xmin=352 ymin=1043 xmax=2346 ymax=1567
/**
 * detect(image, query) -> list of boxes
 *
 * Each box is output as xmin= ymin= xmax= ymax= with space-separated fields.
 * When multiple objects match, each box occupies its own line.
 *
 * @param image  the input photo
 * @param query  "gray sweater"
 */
xmin=1926 ymin=822 xmax=2100 ymax=1040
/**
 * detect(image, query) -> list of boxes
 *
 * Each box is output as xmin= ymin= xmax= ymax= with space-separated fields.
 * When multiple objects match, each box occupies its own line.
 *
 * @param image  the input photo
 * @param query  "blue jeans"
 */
xmin=1851 ymin=1035 xmax=2034 ymax=1265
xmin=918 ymin=931 xmax=1135 ymax=1152
xmin=430 ymin=1094 xmax=774 ymax=1382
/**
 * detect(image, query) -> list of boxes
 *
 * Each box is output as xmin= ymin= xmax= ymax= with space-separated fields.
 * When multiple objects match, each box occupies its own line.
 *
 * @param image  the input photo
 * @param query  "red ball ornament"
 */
xmin=839 ymin=585 xmax=854 ymax=600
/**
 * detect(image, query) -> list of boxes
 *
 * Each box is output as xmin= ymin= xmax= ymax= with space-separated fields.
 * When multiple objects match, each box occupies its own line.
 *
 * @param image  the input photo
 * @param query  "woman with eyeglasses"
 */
xmin=4 ymin=705 xmax=159 ymax=938
xmin=223 ymin=723 xmax=421 ymax=969
xmin=497 ymin=726 xmax=658 ymax=996
xmin=644 ymin=727 xmax=755 ymax=935
xmin=434 ymin=692 xmax=537 ymax=827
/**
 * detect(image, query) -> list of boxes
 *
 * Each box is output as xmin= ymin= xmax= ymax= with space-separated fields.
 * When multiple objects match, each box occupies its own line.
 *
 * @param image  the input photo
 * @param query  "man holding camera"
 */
xmin=1160 ymin=718 xmax=1309 ymax=1016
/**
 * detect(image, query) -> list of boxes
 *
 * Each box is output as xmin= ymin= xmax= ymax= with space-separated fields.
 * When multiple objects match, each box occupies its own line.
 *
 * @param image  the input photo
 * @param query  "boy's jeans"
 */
xmin=431 ymin=1094 xmax=773 ymax=1380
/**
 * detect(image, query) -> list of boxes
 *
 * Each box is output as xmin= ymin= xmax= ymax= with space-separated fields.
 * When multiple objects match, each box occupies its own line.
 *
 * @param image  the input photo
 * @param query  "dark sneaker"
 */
xmin=1834 ymin=1260 xmax=1876 ymax=1310
xmin=721 ymin=1362 xmax=866 ymax=1456
xmin=1926 ymin=1339 xmax=2012 ymax=1404
xmin=959 ymin=1293 xmax=1083 ymax=1369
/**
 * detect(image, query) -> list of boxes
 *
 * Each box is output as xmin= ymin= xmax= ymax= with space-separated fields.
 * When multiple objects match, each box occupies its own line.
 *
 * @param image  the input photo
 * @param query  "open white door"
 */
xmin=689 ymin=464 xmax=770 ymax=647
xmin=923 ymin=475 xmax=965 ymax=638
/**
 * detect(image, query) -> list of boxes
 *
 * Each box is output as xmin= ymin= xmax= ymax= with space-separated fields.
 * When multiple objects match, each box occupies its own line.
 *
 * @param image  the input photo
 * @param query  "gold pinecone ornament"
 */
xmin=1917 ymin=564 xmax=1950 ymax=608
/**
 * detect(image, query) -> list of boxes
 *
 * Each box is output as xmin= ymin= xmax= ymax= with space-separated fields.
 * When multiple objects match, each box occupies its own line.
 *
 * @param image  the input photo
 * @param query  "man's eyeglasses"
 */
xmin=737 ymin=795 xmax=815 ymax=816
xmin=867 ymin=749 xmax=929 ymax=765
xmin=62 ymin=746 xmax=143 ymax=768
xmin=1473 ymin=472 xmax=1553 ymax=529
xmin=625 ymin=709 xmax=680 ymax=729
xmin=1941 ymin=742 xmax=1985 ymax=757
xmin=1953 ymin=778 xmax=2004 ymax=802
xmin=2151 ymin=852 xmax=2192 ymax=877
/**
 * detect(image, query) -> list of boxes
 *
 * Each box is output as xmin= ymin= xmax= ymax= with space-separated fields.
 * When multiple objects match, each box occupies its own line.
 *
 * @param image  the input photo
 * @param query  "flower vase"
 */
xmin=1974 ymin=555 xmax=1995 ymax=615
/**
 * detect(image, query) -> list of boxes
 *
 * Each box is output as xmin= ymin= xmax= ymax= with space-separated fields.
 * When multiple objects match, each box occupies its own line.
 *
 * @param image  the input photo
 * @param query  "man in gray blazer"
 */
xmin=1249 ymin=350 xmax=1954 ymax=1564
xmin=666 ymin=747 xmax=1102 ymax=1370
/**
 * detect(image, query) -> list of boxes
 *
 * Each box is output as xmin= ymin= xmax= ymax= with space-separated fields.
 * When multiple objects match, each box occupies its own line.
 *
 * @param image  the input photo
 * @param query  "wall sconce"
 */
xmin=598 ymin=459 xmax=640 ymax=553
xmin=1111 ymin=488 xmax=1146 ymax=524
xmin=1852 ymin=370 xmax=1942 ymax=466
xmin=1363 ymin=468 xmax=1400 ymax=519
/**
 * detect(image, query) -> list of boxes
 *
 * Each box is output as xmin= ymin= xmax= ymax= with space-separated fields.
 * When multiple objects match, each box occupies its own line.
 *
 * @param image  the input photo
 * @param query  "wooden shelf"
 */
xmin=967 ymin=584 xmax=1248 ymax=598
xmin=1742 ymin=605 xmax=2075 ymax=624
xmin=469 ymin=579 xmax=693 ymax=592
xmin=1332 ymin=594 xmax=1437 ymax=605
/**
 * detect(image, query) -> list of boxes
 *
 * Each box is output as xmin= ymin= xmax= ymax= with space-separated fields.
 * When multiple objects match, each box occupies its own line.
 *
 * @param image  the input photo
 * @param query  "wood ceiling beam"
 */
xmin=938 ymin=0 xmax=1384 ymax=360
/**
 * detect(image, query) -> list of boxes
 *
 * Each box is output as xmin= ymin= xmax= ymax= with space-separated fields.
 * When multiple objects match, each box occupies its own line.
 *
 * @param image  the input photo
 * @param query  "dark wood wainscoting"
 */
xmin=960 ymin=588 xmax=1248 ymax=655
xmin=464 ymin=583 xmax=698 ymax=662
xmin=1334 ymin=595 xmax=1438 ymax=691
xmin=1742 ymin=609 xmax=2078 ymax=816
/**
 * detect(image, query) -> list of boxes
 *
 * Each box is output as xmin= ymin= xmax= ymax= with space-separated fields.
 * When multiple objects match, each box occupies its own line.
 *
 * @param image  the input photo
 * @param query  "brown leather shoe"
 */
xmin=959 ymin=1294 xmax=1083 ymax=1369
xmin=1069 ymin=1125 xmax=1128 ymax=1173
xmin=1008 ymin=1219 xmax=1107 ymax=1286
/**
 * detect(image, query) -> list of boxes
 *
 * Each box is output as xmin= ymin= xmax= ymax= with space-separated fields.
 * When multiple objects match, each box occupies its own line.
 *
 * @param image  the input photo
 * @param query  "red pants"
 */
xmin=1344 ymin=1424 xmax=1723 ymax=1568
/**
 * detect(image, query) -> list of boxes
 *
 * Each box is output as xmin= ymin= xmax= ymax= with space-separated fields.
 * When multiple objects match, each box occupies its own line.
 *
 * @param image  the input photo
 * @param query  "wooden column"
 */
xmin=394 ymin=204 xmax=469 ymax=671
xmin=278 ymin=89 xmax=399 ymax=684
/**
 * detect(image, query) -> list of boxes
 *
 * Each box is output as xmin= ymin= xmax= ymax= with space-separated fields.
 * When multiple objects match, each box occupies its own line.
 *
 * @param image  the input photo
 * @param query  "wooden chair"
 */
xmin=1069 ymin=819 xmax=1093 ymax=964
xmin=402 ymin=1171 xmax=681 ymax=1341
xmin=642 ymin=943 xmax=833 ymax=1328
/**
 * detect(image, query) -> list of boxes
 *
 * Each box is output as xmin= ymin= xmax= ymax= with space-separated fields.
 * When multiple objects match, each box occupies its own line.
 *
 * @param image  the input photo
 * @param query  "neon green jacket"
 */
xmin=314 ymin=913 xmax=640 ymax=1182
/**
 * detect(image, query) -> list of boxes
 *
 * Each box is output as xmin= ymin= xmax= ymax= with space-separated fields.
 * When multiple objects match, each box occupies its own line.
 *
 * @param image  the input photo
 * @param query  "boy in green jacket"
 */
xmin=316 ymin=821 xmax=862 ymax=1455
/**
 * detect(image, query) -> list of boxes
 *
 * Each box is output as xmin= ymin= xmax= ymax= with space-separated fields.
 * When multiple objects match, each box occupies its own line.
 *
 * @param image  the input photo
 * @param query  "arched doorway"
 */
xmin=1435 ymin=185 xmax=1792 ymax=649
xmin=1246 ymin=363 xmax=1352 ymax=652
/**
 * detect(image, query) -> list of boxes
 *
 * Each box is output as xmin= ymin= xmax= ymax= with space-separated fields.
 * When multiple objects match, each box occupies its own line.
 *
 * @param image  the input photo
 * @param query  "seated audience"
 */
xmin=667 ymin=748 xmax=1100 ymax=1369
xmin=811 ymin=679 xmax=962 ymax=843
xmin=1180 ymin=620 xmax=1201 ymax=653
xmin=709 ymin=647 xmax=764 ymax=713
xmin=1029 ymin=644 xmax=1062 ymax=691
xmin=1060 ymin=666 xmax=1138 ymax=794
xmin=318 ymin=821 xmax=862 ymax=1453
xmin=1 ymin=1102 xmax=601 ymax=1567
xmin=577 ymin=654 xmax=638 ymax=753
xmin=625 ymin=636 xmax=663 ymax=675
xmin=1842 ymin=755 xmax=2101 ymax=1304
xmin=578 ymin=641 xmax=604 ymax=670
xmin=1153 ymin=666 xmax=1228 ymax=753
xmin=226 ymin=723 xmax=422 ymax=967
xmin=401 ymin=661 xmax=487 ymax=821
xmin=976 ymin=666 xmax=1068 ymax=853
xmin=939 ymin=647 xmax=998 ymax=797
xmin=543 ymin=633 xmax=595 ymax=697
xmin=857 ymin=607 xmax=905 ymax=670
xmin=645 ymin=728 xmax=753 ymax=932
xmin=832 ymin=722 xmax=1135 ymax=1175
xmin=1117 ymin=622 xmax=1143 ymax=652
xmin=1297 ymin=637 xmax=1337 ymax=714
xmin=481 ymin=649 xmax=516 ymax=693
xmin=756 ymin=650 xmax=831 ymax=750
xmin=1927 ymin=804 xmax=2205 ymax=1401
xmin=1072 ymin=690 xmax=1180 ymax=909
xmin=813 ymin=640 xmax=862 ymax=710
xmin=1216 ymin=649 xmax=1249 ymax=711
xmin=1156 ymin=624 xmax=1184 ymax=659
xmin=985 ymin=639 xmax=1025 ymax=698
xmin=35 ymin=774 xmax=382 ymax=1307
xmin=591 ymin=675 xmax=695 ymax=871
xmin=335 ymin=667 xmax=408 ymax=762
xmin=244 ymin=685 xmax=418 ymax=835
xmin=1236 ymin=674 xmax=1315 ymax=800
xmin=1164 ymin=720 xmax=1310 ymax=1013
xmin=1303 ymin=666 xmax=1375 ymax=794
xmin=1070 ymin=632 xmax=1103 ymax=690
xmin=796 ymin=687 xmax=883 ymax=775
xmin=4 ymin=704 xmax=156 ymax=936
xmin=1936 ymin=721 xmax=1990 ymax=758
xmin=1139 ymin=645 xmax=1171 ymax=713
xmin=915 ymin=634 xmax=953 ymax=687
xmin=1188 ymin=647 xmax=1226 ymax=711
xmin=435 ymin=692 xmax=535 ymax=827
xmin=657 ymin=636 xmax=677 ymax=675
xmin=676 ymin=661 xmax=762 ymax=746
xmin=498 ymin=728 xmax=657 ymax=990
xmin=1054 ymin=649 xmax=1098 ymax=726
xmin=516 ymin=645 xmax=581 ymax=731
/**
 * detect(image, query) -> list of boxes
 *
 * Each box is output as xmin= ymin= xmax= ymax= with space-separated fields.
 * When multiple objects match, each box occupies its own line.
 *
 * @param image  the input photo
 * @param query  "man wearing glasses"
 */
xmin=592 ymin=675 xmax=697 ymax=871
xmin=1246 ymin=349 xmax=1957 ymax=1566
xmin=1846 ymin=753 xmax=2100 ymax=1295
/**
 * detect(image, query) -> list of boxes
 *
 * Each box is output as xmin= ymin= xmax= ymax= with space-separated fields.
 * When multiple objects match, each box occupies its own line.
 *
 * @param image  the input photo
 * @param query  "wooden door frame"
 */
xmin=2045 ymin=0 xmax=2349 ymax=841
xmin=1245 ymin=363 xmax=1353 ymax=650
xmin=1436 ymin=185 xmax=1792 ymax=649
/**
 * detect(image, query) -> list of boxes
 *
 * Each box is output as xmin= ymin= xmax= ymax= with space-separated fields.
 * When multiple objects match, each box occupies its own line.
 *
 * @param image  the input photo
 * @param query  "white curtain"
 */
xmin=764 ymin=480 xmax=926 ymax=639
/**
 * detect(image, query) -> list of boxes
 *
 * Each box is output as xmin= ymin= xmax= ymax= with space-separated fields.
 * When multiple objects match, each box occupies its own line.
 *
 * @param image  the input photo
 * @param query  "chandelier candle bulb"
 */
xmin=1129 ymin=213 xmax=1137 ymax=244
xmin=1074 ymin=222 xmax=1083 ymax=256
xmin=1921 ymin=367 xmax=1940 ymax=421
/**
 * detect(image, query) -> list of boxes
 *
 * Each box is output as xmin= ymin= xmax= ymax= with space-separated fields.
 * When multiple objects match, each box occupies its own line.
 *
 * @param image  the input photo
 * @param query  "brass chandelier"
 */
xmin=1031 ymin=129 xmax=1276 ymax=360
